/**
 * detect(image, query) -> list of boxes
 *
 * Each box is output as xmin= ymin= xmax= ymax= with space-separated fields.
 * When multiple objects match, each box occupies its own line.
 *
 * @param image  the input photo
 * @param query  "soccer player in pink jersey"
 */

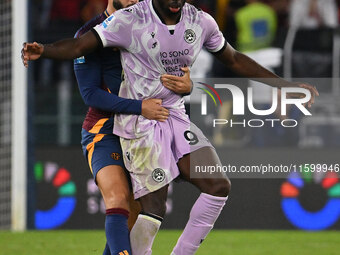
xmin=22 ymin=0 xmax=319 ymax=254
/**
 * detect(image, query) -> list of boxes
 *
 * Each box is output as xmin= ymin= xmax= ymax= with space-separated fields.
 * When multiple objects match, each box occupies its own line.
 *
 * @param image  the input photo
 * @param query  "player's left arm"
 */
xmin=214 ymin=43 xmax=319 ymax=108
xmin=75 ymin=54 xmax=169 ymax=121
xmin=75 ymin=54 xmax=142 ymax=114
xmin=160 ymin=67 xmax=193 ymax=95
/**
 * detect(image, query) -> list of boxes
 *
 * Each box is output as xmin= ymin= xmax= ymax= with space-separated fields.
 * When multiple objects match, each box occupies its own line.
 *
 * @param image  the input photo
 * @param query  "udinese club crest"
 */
xmin=184 ymin=29 xmax=196 ymax=44
xmin=152 ymin=168 xmax=166 ymax=183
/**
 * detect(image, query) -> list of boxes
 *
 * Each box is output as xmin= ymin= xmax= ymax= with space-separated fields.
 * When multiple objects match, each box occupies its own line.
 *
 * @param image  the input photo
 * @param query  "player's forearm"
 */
xmin=229 ymin=51 xmax=291 ymax=88
xmin=42 ymin=38 xmax=85 ymax=60
xmin=81 ymin=86 xmax=142 ymax=114
xmin=42 ymin=31 xmax=98 ymax=60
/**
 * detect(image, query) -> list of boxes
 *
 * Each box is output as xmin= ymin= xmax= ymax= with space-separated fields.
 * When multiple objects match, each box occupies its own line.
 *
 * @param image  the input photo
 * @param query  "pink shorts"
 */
xmin=120 ymin=114 xmax=213 ymax=199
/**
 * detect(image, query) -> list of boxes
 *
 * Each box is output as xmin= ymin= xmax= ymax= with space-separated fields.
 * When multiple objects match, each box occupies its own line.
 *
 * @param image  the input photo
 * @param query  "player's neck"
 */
xmin=106 ymin=4 xmax=116 ymax=15
xmin=152 ymin=0 xmax=181 ymax=25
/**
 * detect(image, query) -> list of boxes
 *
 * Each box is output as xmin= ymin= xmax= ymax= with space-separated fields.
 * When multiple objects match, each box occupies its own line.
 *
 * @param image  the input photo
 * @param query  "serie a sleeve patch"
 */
xmin=75 ymin=56 xmax=86 ymax=64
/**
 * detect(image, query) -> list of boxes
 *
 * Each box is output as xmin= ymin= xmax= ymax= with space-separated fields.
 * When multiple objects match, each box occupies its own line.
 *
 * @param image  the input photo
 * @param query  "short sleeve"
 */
xmin=202 ymin=12 xmax=226 ymax=53
xmin=93 ymin=9 xmax=135 ymax=49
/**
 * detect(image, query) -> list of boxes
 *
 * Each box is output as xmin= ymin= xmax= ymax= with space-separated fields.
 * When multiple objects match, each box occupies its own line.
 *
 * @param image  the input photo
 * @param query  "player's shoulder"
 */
xmin=114 ymin=1 xmax=149 ymax=20
xmin=183 ymin=2 xmax=203 ymax=14
xmin=74 ymin=12 xmax=107 ymax=38
xmin=182 ymin=3 xmax=214 ymax=25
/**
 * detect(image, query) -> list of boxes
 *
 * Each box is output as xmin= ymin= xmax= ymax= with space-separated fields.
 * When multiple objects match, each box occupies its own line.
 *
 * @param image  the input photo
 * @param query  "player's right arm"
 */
xmin=22 ymin=30 xmax=98 ymax=67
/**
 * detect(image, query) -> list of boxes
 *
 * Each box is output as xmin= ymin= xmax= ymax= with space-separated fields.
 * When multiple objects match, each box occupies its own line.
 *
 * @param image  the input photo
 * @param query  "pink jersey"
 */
xmin=93 ymin=0 xmax=225 ymax=139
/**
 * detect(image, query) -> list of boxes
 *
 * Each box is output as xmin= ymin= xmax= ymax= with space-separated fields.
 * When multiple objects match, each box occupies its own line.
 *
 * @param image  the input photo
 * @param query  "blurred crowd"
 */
xmin=31 ymin=0 xmax=340 ymax=72
xmin=30 ymin=0 xmax=340 ymax=59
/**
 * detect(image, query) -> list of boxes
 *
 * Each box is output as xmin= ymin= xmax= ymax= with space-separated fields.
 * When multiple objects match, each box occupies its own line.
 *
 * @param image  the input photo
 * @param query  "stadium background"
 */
xmin=1 ymin=0 xmax=340 ymax=254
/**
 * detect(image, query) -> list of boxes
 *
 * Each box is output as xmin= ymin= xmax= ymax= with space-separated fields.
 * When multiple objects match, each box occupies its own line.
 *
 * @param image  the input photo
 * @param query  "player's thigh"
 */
xmin=96 ymin=165 xmax=131 ymax=210
xmin=178 ymin=146 xmax=231 ymax=197
xmin=120 ymin=122 xmax=179 ymax=201
xmin=173 ymin=121 xmax=230 ymax=195
xmin=81 ymin=130 xmax=131 ymax=209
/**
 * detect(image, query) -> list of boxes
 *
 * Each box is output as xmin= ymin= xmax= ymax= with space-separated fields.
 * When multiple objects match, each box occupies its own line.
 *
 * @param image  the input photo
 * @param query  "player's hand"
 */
xmin=161 ymin=67 xmax=193 ymax=95
xmin=288 ymin=82 xmax=319 ymax=108
xmin=141 ymin=99 xmax=169 ymax=122
xmin=21 ymin=42 xmax=44 ymax=68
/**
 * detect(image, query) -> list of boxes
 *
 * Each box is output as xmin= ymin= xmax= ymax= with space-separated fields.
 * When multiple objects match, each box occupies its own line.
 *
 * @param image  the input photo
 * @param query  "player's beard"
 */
xmin=113 ymin=0 xmax=136 ymax=10
xmin=113 ymin=0 xmax=124 ymax=10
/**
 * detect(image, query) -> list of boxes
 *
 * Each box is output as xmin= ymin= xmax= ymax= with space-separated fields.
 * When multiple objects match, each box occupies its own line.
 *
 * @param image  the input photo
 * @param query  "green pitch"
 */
xmin=0 ymin=230 xmax=339 ymax=255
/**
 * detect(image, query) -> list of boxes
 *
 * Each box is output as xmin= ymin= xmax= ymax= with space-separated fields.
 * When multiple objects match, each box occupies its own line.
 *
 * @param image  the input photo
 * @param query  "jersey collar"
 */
xmin=104 ymin=9 xmax=110 ymax=18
